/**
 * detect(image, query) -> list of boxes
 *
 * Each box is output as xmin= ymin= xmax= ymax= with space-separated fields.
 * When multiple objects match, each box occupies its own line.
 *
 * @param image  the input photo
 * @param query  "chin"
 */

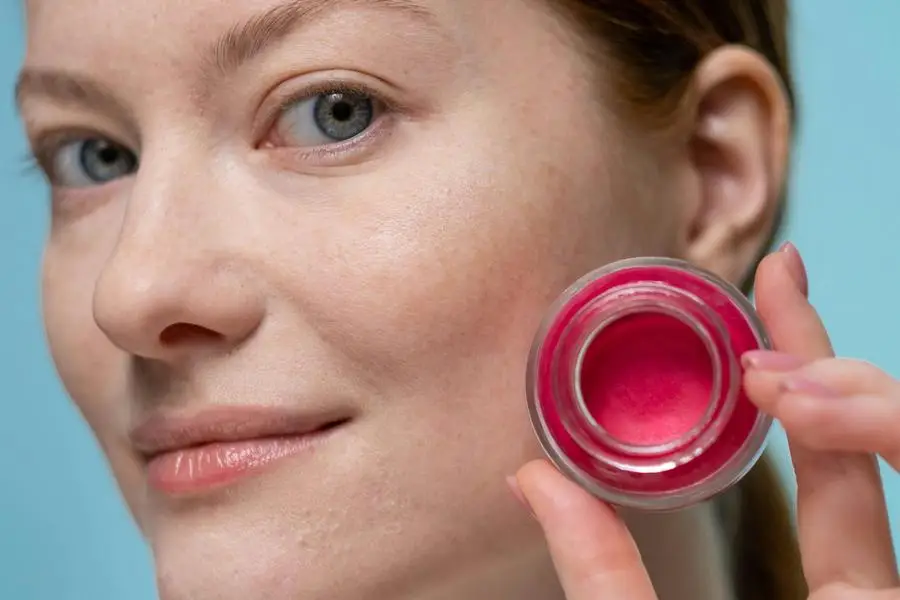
xmin=143 ymin=473 xmax=368 ymax=599
xmin=152 ymin=527 xmax=364 ymax=600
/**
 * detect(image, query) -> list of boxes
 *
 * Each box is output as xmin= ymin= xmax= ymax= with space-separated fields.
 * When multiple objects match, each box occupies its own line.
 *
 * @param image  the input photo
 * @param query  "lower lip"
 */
xmin=147 ymin=432 xmax=330 ymax=495
xmin=527 ymin=257 xmax=771 ymax=511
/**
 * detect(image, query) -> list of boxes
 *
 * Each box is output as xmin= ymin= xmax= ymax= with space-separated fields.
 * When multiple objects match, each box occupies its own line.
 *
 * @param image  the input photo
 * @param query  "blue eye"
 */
xmin=50 ymin=138 xmax=138 ymax=187
xmin=274 ymin=91 xmax=377 ymax=146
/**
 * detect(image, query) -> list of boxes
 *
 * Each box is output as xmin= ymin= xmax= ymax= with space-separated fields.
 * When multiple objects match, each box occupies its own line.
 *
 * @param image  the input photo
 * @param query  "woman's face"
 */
xmin=21 ymin=0 xmax=688 ymax=598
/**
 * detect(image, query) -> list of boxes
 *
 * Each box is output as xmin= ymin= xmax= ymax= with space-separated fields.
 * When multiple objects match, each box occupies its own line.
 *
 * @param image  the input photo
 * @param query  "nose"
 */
xmin=93 ymin=179 xmax=265 ymax=363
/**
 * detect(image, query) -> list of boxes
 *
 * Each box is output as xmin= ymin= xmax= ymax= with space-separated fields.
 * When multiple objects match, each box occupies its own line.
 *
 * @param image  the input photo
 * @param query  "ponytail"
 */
xmin=730 ymin=455 xmax=807 ymax=600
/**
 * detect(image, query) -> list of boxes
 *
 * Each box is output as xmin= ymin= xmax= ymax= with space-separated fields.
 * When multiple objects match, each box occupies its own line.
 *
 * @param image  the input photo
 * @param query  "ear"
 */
xmin=678 ymin=46 xmax=791 ymax=284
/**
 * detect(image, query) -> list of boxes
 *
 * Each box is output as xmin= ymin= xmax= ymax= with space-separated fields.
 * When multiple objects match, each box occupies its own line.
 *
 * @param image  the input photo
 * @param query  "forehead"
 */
xmin=22 ymin=0 xmax=452 ymax=119
xmin=20 ymin=0 xmax=602 ymax=123
xmin=23 ymin=0 xmax=549 ymax=62
xmin=23 ymin=0 xmax=424 ymax=61
xmin=22 ymin=0 xmax=587 ymax=99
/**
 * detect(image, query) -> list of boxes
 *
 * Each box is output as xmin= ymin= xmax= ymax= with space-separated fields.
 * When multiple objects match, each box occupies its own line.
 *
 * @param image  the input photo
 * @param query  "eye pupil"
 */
xmin=331 ymin=101 xmax=353 ymax=122
xmin=97 ymin=145 xmax=120 ymax=164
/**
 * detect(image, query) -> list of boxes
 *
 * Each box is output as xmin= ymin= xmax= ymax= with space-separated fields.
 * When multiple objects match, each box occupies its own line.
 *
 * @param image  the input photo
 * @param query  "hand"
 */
xmin=509 ymin=243 xmax=900 ymax=599
xmin=742 ymin=242 xmax=898 ymax=596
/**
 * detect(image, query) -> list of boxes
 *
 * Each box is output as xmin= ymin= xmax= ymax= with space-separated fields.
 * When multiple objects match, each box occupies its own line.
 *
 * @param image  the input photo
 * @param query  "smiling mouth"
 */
xmin=133 ymin=412 xmax=352 ymax=496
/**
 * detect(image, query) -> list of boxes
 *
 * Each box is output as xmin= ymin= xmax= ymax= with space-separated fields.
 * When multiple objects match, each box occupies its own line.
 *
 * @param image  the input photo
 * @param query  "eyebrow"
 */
xmin=15 ymin=69 xmax=130 ymax=118
xmin=16 ymin=0 xmax=435 ymax=112
xmin=210 ymin=0 xmax=436 ymax=75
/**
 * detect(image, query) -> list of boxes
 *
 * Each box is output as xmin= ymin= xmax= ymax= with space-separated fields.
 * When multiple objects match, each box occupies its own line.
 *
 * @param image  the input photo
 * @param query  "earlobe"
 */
xmin=681 ymin=46 xmax=791 ymax=284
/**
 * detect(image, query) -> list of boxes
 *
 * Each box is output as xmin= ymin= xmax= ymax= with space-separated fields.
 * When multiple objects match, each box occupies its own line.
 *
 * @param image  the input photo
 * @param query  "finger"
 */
xmin=744 ymin=355 xmax=900 ymax=461
xmin=754 ymin=244 xmax=832 ymax=360
xmin=743 ymin=354 xmax=896 ymax=416
xmin=744 ymin=354 xmax=896 ymax=400
xmin=514 ymin=460 xmax=657 ymax=600
xmin=742 ymin=351 xmax=808 ymax=412
xmin=755 ymin=245 xmax=897 ymax=589
xmin=788 ymin=358 xmax=896 ymax=395
xmin=811 ymin=583 xmax=900 ymax=600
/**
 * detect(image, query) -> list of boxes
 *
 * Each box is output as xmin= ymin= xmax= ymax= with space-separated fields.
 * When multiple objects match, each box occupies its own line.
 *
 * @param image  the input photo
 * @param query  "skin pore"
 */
xmin=19 ymin=1 xmax=788 ymax=599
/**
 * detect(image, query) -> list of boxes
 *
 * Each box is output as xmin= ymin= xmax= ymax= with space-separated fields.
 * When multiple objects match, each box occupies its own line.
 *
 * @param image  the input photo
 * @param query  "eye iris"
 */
xmin=80 ymin=139 xmax=136 ymax=182
xmin=313 ymin=92 xmax=374 ymax=141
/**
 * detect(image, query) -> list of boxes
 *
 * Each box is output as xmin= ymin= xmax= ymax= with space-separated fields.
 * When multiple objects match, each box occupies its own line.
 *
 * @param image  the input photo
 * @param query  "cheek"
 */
xmin=43 ymin=236 xmax=117 ymax=422
xmin=256 ymin=109 xmax=640 ymax=427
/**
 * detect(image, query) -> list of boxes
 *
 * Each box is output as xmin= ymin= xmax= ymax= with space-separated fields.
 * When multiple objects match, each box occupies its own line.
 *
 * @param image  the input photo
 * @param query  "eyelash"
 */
xmin=26 ymin=78 xmax=400 ymax=186
xmin=274 ymin=80 xmax=390 ymax=117
xmin=260 ymin=79 xmax=397 ymax=162
xmin=20 ymin=152 xmax=42 ymax=178
xmin=27 ymin=128 xmax=131 ymax=186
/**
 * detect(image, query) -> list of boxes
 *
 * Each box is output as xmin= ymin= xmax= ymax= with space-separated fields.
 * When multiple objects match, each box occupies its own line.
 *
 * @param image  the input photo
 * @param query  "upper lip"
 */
xmin=129 ymin=406 xmax=351 ymax=458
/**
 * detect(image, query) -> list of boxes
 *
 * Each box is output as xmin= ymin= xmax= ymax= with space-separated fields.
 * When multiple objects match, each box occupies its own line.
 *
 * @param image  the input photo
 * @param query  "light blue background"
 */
xmin=2 ymin=3 xmax=898 ymax=599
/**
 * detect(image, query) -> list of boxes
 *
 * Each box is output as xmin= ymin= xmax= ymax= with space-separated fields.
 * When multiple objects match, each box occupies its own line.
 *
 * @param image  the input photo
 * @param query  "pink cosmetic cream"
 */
xmin=527 ymin=258 xmax=772 ymax=511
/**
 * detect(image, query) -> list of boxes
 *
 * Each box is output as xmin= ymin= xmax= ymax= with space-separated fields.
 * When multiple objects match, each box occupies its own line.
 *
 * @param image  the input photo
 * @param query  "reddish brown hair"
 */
xmin=552 ymin=2 xmax=806 ymax=599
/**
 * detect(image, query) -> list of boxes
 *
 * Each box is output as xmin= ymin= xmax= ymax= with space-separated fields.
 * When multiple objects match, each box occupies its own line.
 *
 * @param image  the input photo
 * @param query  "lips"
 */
xmin=130 ymin=407 xmax=351 ymax=495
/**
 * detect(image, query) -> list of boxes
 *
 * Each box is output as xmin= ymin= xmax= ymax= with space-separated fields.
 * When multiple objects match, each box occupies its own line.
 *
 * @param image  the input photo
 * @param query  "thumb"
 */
xmin=513 ymin=460 xmax=658 ymax=600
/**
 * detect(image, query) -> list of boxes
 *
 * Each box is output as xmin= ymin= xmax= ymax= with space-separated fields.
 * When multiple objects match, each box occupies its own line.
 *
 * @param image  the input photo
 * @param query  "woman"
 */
xmin=16 ymin=0 xmax=899 ymax=598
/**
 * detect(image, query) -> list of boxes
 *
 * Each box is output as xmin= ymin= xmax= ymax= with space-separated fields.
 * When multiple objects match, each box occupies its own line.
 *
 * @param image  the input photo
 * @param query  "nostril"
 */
xmin=158 ymin=323 xmax=224 ymax=347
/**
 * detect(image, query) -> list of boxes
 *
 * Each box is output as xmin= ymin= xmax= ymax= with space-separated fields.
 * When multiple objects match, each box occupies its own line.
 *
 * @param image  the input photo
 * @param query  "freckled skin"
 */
xmin=19 ymin=1 xmax=741 ymax=599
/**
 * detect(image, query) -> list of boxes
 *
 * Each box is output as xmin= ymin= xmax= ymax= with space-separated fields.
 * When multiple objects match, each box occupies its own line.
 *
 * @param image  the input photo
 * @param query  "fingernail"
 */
xmin=779 ymin=241 xmax=809 ymax=297
xmin=779 ymin=376 xmax=839 ymax=397
xmin=741 ymin=350 xmax=805 ymax=371
xmin=506 ymin=475 xmax=535 ymax=518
